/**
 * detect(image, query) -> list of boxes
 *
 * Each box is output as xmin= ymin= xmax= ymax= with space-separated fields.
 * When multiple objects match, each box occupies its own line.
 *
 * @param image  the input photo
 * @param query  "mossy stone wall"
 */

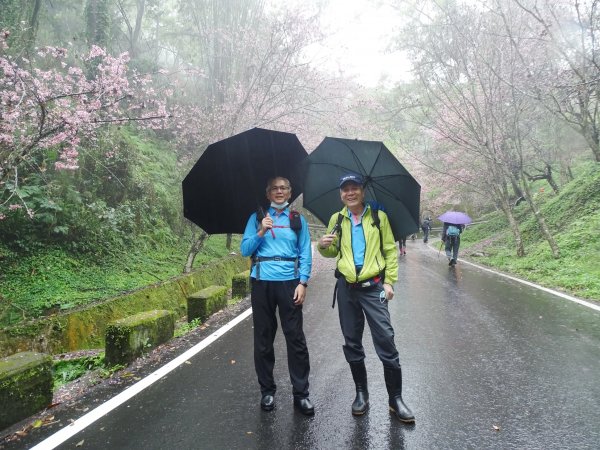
xmin=104 ymin=310 xmax=175 ymax=366
xmin=231 ymin=270 xmax=251 ymax=299
xmin=0 ymin=255 xmax=249 ymax=357
xmin=187 ymin=285 xmax=228 ymax=323
xmin=0 ymin=352 xmax=53 ymax=430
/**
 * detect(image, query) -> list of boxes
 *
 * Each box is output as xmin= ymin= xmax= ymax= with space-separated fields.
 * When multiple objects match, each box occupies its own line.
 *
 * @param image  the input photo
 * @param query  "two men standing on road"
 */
xmin=240 ymin=173 xmax=414 ymax=423
xmin=240 ymin=176 xmax=314 ymax=416
xmin=317 ymin=173 xmax=415 ymax=423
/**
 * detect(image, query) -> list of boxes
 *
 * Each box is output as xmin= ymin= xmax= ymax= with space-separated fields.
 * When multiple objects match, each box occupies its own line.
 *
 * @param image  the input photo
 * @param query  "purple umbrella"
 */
xmin=437 ymin=211 xmax=472 ymax=225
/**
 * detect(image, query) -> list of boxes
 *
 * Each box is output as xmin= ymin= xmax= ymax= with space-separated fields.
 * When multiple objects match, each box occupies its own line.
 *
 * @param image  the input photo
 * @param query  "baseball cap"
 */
xmin=339 ymin=173 xmax=364 ymax=188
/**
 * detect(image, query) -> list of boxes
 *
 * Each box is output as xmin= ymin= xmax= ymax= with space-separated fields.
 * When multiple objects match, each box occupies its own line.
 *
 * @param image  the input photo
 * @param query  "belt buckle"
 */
xmin=360 ymin=280 xmax=371 ymax=288
xmin=273 ymin=257 xmax=282 ymax=261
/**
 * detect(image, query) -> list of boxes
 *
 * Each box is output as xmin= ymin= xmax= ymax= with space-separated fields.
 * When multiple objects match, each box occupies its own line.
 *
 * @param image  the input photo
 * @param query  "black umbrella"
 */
xmin=182 ymin=127 xmax=307 ymax=234
xmin=302 ymin=137 xmax=421 ymax=241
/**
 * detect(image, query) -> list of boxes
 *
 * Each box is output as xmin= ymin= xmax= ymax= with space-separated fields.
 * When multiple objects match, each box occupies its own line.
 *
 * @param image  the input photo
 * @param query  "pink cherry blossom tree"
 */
xmin=0 ymin=33 xmax=168 ymax=219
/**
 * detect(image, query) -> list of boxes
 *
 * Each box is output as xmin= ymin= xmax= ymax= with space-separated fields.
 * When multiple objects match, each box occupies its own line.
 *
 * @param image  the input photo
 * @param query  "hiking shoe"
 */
xmin=448 ymin=259 xmax=454 ymax=266
xmin=450 ymin=259 xmax=457 ymax=266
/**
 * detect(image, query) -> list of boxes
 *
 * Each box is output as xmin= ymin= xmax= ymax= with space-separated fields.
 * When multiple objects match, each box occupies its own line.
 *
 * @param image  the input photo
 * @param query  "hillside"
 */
xmin=459 ymin=162 xmax=600 ymax=301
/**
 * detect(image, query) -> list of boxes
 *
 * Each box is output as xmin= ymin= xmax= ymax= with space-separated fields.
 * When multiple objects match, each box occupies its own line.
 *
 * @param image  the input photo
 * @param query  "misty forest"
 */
xmin=1 ymin=0 xmax=599 ymax=326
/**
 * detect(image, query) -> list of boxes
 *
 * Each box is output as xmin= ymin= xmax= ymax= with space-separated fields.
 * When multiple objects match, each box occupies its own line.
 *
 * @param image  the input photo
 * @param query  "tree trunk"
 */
xmin=85 ymin=0 xmax=110 ymax=49
xmin=130 ymin=0 xmax=146 ymax=58
xmin=493 ymin=183 xmax=525 ymax=257
xmin=226 ymin=233 xmax=232 ymax=251
xmin=524 ymin=164 xmax=559 ymax=194
xmin=520 ymin=173 xmax=560 ymax=258
xmin=184 ymin=230 xmax=209 ymax=273
xmin=502 ymin=202 xmax=525 ymax=257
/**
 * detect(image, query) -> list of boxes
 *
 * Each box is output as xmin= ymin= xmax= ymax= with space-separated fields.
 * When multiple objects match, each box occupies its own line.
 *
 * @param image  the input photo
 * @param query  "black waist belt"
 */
xmin=332 ymin=276 xmax=382 ymax=308
xmin=348 ymin=275 xmax=381 ymax=289
xmin=252 ymin=256 xmax=298 ymax=280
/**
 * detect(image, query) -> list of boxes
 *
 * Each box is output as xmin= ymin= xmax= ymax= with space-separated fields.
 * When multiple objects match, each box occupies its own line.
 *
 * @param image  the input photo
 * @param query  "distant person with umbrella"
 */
xmin=438 ymin=211 xmax=472 ymax=266
xmin=317 ymin=173 xmax=415 ymax=423
xmin=442 ymin=222 xmax=464 ymax=266
xmin=240 ymin=176 xmax=314 ymax=416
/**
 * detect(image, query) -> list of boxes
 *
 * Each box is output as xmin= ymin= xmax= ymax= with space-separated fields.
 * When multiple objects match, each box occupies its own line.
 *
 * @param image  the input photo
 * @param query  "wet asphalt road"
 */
xmin=17 ymin=242 xmax=600 ymax=449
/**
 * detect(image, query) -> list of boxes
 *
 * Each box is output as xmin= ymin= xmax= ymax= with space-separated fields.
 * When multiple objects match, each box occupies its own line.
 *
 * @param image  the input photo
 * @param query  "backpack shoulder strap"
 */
xmin=371 ymin=206 xmax=380 ymax=229
xmin=256 ymin=207 xmax=266 ymax=226
xmin=370 ymin=205 xmax=385 ymax=256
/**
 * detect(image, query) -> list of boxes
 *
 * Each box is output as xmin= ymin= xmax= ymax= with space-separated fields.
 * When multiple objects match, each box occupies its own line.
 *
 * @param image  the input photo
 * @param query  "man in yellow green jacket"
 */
xmin=317 ymin=173 xmax=414 ymax=423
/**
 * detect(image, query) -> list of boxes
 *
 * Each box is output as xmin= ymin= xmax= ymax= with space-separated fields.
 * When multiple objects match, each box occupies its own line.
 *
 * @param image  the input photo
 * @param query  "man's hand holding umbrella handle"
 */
xmin=258 ymin=213 xmax=274 ymax=237
xmin=318 ymin=233 xmax=336 ymax=249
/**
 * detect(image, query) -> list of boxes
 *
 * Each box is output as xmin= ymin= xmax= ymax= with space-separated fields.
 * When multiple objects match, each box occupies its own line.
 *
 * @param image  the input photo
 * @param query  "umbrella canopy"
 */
xmin=437 ymin=211 xmax=472 ymax=225
xmin=302 ymin=137 xmax=421 ymax=240
xmin=182 ymin=127 xmax=307 ymax=234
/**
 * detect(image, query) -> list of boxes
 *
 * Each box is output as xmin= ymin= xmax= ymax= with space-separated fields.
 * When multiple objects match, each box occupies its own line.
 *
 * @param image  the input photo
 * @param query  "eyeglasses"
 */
xmin=269 ymin=185 xmax=290 ymax=192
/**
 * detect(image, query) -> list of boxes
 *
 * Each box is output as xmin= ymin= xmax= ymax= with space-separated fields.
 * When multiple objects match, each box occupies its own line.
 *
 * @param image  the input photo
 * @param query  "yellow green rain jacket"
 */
xmin=318 ymin=205 xmax=398 ymax=285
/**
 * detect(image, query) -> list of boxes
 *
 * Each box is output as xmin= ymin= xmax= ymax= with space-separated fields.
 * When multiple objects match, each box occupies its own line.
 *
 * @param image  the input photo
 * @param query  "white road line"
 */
xmin=31 ymin=307 xmax=253 ymax=450
xmin=456 ymin=257 xmax=600 ymax=312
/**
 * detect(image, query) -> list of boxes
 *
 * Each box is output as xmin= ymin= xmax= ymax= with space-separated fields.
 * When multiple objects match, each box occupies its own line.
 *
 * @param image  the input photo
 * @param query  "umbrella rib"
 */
xmin=335 ymin=139 xmax=370 ymax=175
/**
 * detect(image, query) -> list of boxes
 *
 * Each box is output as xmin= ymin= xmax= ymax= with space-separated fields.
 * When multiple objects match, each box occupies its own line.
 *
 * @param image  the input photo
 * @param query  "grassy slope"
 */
xmin=460 ymin=162 xmax=600 ymax=301
xmin=0 ymin=128 xmax=241 ymax=327
xmin=0 ymin=236 xmax=239 ymax=326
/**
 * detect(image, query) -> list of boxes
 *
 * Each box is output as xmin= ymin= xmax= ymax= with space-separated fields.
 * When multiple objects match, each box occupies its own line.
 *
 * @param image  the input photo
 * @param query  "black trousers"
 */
xmin=251 ymin=279 xmax=310 ymax=398
xmin=336 ymin=278 xmax=401 ymax=369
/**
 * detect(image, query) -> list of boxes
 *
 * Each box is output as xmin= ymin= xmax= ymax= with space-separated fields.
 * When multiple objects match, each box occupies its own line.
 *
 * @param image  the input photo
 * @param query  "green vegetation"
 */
xmin=174 ymin=318 xmax=202 ymax=338
xmin=0 ymin=126 xmax=241 ymax=327
xmin=53 ymin=354 xmax=125 ymax=389
xmin=461 ymin=162 xmax=600 ymax=300
xmin=0 ymin=236 xmax=238 ymax=327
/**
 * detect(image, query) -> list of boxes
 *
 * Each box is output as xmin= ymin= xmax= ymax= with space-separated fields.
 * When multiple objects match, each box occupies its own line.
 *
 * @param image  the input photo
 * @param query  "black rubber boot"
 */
xmin=349 ymin=361 xmax=369 ymax=415
xmin=384 ymin=367 xmax=415 ymax=423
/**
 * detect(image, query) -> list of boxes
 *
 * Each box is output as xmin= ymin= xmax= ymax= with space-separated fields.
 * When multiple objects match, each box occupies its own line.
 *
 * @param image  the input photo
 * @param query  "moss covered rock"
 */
xmin=0 ymin=352 xmax=53 ymax=430
xmin=231 ymin=270 xmax=251 ymax=299
xmin=187 ymin=285 xmax=228 ymax=323
xmin=104 ymin=310 xmax=175 ymax=366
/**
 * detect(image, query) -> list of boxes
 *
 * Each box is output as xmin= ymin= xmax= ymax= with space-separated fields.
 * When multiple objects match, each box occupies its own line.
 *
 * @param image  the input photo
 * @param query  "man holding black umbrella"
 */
xmin=240 ymin=176 xmax=314 ymax=416
xmin=317 ymin=173 xmax=415 ymax=423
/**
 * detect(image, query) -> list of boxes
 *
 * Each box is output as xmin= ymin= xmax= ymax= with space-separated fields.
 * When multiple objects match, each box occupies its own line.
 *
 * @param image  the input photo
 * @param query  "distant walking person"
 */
xmin=240 ymin=176 xmax=314 ymax=416
xmin=399 ymin=236 xmax=407 ymax=255
xmin=421 ymin=217 xmax=432 ymax=243
xmin=442 ymin=222 xmax=464 ymax=266
xmin=318 ymin=173 xmax=415 ymax=423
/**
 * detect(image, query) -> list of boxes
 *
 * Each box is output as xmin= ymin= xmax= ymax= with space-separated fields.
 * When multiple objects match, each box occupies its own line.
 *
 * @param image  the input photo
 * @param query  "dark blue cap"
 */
xmin=339 ymin=173 xmax=364 ymax=188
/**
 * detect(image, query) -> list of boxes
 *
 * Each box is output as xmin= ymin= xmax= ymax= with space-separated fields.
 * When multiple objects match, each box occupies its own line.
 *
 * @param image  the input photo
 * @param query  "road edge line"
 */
xmin=457 ymin=257 xmax=600 ymax=312
xmin=31 ymin=307 xmax=254 ymax=450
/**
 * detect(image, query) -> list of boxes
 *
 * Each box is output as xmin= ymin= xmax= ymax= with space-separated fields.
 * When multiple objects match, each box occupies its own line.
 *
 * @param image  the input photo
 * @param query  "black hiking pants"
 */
xmin=251 ymin=278 xmax=310 ymax=399
xmin=336 ymin=278 xmax=401 ymax=369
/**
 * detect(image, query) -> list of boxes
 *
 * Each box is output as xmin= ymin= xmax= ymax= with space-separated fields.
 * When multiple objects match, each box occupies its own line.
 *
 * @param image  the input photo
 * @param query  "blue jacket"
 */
xmin=240 ymin=207 xmax=311 ymax=283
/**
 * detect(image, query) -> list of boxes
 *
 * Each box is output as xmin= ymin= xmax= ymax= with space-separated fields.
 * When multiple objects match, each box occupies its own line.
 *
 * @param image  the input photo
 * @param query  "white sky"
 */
xmin=306 ymin=0 xmax=412 ymax=87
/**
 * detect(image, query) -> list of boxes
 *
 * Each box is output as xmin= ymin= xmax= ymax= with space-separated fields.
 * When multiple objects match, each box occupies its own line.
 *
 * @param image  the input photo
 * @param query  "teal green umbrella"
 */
xmin=302 ymin=137 xmax=420 ymax=241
